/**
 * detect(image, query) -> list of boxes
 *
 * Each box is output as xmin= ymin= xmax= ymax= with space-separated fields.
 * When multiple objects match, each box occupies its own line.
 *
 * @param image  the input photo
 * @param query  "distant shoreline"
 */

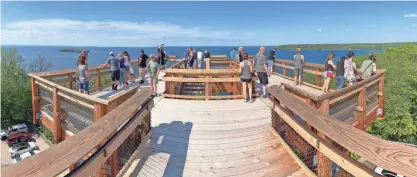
xmin=58 ymin=49 xmax=89 ymax=53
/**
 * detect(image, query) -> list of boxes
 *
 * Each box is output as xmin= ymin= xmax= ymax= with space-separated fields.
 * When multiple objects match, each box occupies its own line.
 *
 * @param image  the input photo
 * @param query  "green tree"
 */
xmin=1 ymin=48 xmax=32 ymax=128
xmin=356 ymin=44 xmax=417 ymax=145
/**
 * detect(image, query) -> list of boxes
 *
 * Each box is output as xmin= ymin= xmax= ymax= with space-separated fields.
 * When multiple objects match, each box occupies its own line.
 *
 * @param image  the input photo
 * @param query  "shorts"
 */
xmin=149 ymin=75 xmax=158 ymax=84
xmin=188 ymin=60 xmax=194 ymax=68
xmin=130 ymin=66 xmax=134 ymax=75
xmin=267 ymin=60 xmax=274 ymax=68
xmin=240 ymin=78 xmax=252 ymax=83
xmin=111 ymin=70 xmax=120 ymax=81
xmin=125 ymin=66 xmax=130 ymax=72
xmin=159 ymin=65 xmax=166 ymax=70
xmin=324 ymin=71 xmax=333 ymax=78
xmin=257 ymin=72 xmax=269 ymax=85
xmin=294 ymin=67 xmax=303 ymax=77
xmin=139 ymin=63 xmax=146 ymax=68
xmin=79 ymin=81 xmax=89 ymax=91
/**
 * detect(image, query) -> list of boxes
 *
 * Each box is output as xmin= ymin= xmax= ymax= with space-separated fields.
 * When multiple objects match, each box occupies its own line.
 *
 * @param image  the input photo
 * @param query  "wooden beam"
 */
xmin=31 ymin=78 xmax=39 ymax=124
xmin=378 ymin=74 xmax=384 ymax=117
xmin=358 ymin=84 xmax=367 ymax=131
xmin=267 ymin=85 xmax=417 ymax=177
xmin=53 ymin=88 xmax=62 ymax=144
xmin=96 ymin=69 xmax=101 ymax=92
xmin=67 ymin=73 xmax=73 ymax=89
xmin=315 ymin=68 xmax=322 ymax=87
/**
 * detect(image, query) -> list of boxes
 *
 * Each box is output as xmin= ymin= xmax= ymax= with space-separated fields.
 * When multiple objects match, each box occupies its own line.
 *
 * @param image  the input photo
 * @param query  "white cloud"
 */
xmin=316 ymin=29 xmax=322 ymax=32
xmin=1 ymin=18 xmax=250 ymax=46
xmin=345 ymin=29 xmax=350 ymax=31
xmin=404 ymin=13 xmax=417 ymax=18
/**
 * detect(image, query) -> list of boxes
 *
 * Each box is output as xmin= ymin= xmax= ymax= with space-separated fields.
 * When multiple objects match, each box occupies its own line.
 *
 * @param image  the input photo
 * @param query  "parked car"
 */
xmin=7 ymin=132 xmax=35 ymax=147
xmin=9 ymin=142 xmax=39 ymax=158
xmin=374 ymin=167 xmax=404 ymax=177
xmin=12 ymin=150 xmax=40 ymax=164
xmin=1 ymin=124 xmax=29 ymax=140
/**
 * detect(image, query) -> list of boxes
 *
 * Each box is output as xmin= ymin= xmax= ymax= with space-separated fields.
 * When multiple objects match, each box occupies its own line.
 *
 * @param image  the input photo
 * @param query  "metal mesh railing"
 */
xmin=60 ymin=96 xmax=94 ymax=134
xmin=39 ymin=87 xmax=54 ymax=117
xmin=329 ymin=92 xmax=360 ymax=124
xmin=366 ymin=83 xmax=379 ymax=113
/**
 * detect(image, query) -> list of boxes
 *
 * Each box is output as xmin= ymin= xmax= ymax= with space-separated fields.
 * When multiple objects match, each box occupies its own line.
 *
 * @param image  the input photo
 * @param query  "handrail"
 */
xmin=2 ymin=89 xmax=154 ymax=177
xmin=29 ymin=73 xmax=109 ymax=105
xmin=268 ymin=85 xmax=417 ymax=177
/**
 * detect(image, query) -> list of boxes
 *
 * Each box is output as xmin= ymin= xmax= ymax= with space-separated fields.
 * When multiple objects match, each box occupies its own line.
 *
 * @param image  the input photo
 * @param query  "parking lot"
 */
xmin=0 ymin=127 xmax=50 ymax=167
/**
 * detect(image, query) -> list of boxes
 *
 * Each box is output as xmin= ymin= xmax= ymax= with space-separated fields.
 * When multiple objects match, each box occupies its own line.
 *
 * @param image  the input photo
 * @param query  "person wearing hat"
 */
xmin=138 ymin=49 xmax=149 ymax=84
xmin=293 ymin=48 xmax=305 ymax=85
xmin=268 ymin=48 xmax=276 ymax=76
xmin=147 ymin=53 xmax=160 ymax=96
xmin=102 ymin=52 xmax=120 ymax=90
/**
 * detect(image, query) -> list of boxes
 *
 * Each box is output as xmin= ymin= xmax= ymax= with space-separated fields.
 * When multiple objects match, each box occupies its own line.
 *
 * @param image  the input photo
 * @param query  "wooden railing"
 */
xmin=281 ymin=70 xmax=385 ymax=129
xmin=267 ymin=85 xmax=417 ymax=177
xmin=163 ymin=58 xmax=257 ymax=100
xmin=29 ymin=64 xmax=139 ymax=143
xmin=2 ymin=89 xmax=154 ymax=177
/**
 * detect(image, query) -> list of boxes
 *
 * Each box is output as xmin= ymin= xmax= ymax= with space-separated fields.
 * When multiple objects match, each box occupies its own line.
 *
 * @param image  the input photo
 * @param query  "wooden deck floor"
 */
xmin=122 ymin=98 xmax=308 ymax=177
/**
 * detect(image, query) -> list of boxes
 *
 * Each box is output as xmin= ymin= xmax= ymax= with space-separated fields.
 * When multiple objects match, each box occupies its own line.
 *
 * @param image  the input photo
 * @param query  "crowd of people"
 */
xmin=74 ymin=45 xmax=377 ymax=100
xmin=75 ymin=44 xmax=168 ymax=96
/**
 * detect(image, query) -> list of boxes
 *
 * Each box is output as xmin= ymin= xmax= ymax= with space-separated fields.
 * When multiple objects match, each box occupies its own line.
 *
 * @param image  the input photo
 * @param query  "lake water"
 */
xmin=2 ymin=45 xmax=382 ymax=71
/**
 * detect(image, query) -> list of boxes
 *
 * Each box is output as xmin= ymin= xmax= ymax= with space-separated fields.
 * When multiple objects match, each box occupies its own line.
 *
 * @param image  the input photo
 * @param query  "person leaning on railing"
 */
xmin=101 ymin=52 xmax=120 ymax=90
xmin=344 ymin=51 xmax=360 ymax=86
xmin=77 ymin=55 xmax=90 ymax=94
xmin=359 ymin=55 xmax=377 ymax=81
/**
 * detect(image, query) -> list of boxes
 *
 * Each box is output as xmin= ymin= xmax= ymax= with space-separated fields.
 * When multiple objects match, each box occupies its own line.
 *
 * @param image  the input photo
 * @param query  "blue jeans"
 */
xmin=120 ymin=69 xmax=125 ymax=84
xmin=79 ymin=80 xmax=89 ymax=91
xmin=336 ymin=76 xmax=344 ymax=90
xmin=268 ymin=60 xmax=274 ymax=69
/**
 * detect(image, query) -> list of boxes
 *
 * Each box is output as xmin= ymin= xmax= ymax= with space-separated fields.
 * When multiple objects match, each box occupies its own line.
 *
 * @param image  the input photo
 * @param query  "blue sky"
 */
xmin=1 ymin=1 xmax=417 ymax=47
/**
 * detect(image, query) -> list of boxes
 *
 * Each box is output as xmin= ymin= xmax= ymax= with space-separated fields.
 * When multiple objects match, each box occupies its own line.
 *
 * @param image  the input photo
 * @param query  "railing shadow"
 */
xmin=128 ymin=121 xmax=193 ymax=177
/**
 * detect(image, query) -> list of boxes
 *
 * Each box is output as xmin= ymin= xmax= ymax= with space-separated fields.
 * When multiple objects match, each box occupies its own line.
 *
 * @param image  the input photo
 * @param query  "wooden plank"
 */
xmin=315 ymin=68 xmax=322 ymax=86
xmin=2 ymin=89 xmax=153 ymax=177
xmin=165 ymin=69 xmax=239 ymax=75
xmin=378 ymin=74 xmax=384 ymax=117
xmin=268 ymin=85 xmax=417 ymax=177
xmin=269 ymin=126 xmax=316 ymax=177
xmin=163 ymin=94 xmax=244 ymax=100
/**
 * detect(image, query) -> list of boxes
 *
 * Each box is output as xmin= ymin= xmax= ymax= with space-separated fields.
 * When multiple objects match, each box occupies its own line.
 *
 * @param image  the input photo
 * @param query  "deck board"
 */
xmin=123 ymin=98 xmax=305 ymax=177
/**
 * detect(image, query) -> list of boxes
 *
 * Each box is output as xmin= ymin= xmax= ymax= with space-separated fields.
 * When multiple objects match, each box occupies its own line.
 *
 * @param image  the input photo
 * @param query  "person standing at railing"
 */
xmin=336 ymin=56 xmax=346 ymax=90
xmin=101 ymin=52 xmax=120 ymax=91
xmin=229 ymin=48 xmax=237 ymax=60
xmin=344 ymin=52 xmax=359 ymax=86
xmin=204 ymin=49 xmax=211 ymax=58
xmin=254 ymin=46 xmax=269 ymax=98
xmin=138 ymin=49 xmax=148 ymax=84
xmin=236 ymin=47 xmax=244 ymax=62
xmin=239 ymin=51 xmax=254 ymax=103
xmin=197 ymin=49 xmax=204 ymax=69
xmin=123 ymin=51 xmax=133 ymax=85
xmin=187 ymin=47 xmax=195 ymax=69
xmin=77 ymin=56 xmax=89 ymax=94
xmin=118 ymin=53 xmax=126 ymax=87
xmin=322 ymin=53 xmax=336 ymax=93
xmin=268 ymin=48 xmax=276 ymax=76
xmin=293 ymin=48 xmax=305 ymax=85
xmin=148 ymin=53 xmax=160 ymax=96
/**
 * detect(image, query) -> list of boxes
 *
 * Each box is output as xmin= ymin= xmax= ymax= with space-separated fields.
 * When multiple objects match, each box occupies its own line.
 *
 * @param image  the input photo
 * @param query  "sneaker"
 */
xmin=249 ymin=99 xmax=254 ymax=103
xmin=140 ymin=80 xmax=144 ymax=84
xmin=262 ymin=94 xmax=267 ymax=98
xmin=244 ymin=99 xmax=249 ymax=103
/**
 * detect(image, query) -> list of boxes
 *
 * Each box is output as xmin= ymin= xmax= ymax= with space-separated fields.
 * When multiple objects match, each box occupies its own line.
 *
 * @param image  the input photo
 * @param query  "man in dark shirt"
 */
xmin=336 ymin=56 xmax=346 ymax=90
xmin=268 ymin=48 xmax=276 ymax=75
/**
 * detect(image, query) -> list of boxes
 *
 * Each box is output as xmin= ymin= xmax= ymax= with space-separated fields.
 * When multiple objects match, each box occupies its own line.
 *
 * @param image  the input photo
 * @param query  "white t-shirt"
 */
xmin=197 ymin=51 xmax=203 ymax=59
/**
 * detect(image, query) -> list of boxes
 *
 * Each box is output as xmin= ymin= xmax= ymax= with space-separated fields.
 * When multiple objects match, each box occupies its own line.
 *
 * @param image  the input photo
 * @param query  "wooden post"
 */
xmin=96 ymin=69 xmax=101 ymax=92
xmin=67 ymin=73 xmax=73 ymax=89
xmin=53 ymin=88 xmax=61 ymax=144
xmin=358 ymin=84 xmax=367 ymax=131
xmin=31 ymin=78 xmax=39 ymax=124
xmin=106 ymin=101 xmax=119 ymax=176
xmin=316 ymin=68 xmax=322 ymax=87
xmin=282 ymin=62 xmax=287 ymax=76
xmin=305 ymin=98 xmax=315 ymax=130
xmin=378 ymin=74 xmax=384 ymax=117
xmin=94 ymin=103 xmax=107 ymax=177
xmin=317 ymin=99 xmax=333 ymax=177
xmin=205 ymin=60 xmax=211 ymax=100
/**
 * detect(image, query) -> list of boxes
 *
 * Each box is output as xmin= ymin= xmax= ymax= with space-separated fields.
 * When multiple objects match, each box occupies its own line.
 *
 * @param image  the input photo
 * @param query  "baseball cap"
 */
xmin=109 ymin=52 xmax=114 ymax=56
xmin=140 ymin=49 xmax=144 ymax=53
xmin=296 ymin=48 xmax=301 ymax=52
